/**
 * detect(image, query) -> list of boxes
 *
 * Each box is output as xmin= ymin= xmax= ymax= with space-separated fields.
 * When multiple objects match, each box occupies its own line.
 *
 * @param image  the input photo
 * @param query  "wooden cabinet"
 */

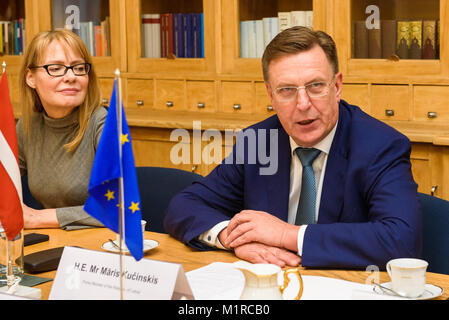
xmin=220 ymin=81 xmax=254 ymax=114
xmin=342 ymin=84 xmax=370 ymax=113
xmin=186 ymin=81 xmax=217 ymax=113
xmin=370 ymin=85 xmax=410 ymax=121
xmin=126 ymin=0 xmax=217 ymax=75
xmin=333 ymin=0 xmax=448 ymax=81
xmin=4 ymin=0 xmax=449 ymax=198
xmin=413 ymin=86 xmax=449 ymax=122
xmin=220 ymin=0 xmax=328 ymax=76
xmin=154 ymin=79 xmax=185 ymax=110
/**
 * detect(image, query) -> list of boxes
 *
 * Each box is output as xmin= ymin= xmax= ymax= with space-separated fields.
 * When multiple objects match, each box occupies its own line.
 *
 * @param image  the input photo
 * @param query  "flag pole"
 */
xmin=1 ymin=61 xmax=18 ymax=290
xmin=115 ymin=69 xmax=126 ymax=300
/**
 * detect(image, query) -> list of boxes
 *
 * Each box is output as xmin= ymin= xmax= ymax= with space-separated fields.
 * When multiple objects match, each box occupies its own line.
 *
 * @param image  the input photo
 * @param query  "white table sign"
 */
xmin=49 ymin=246 xmax=194 ymax=300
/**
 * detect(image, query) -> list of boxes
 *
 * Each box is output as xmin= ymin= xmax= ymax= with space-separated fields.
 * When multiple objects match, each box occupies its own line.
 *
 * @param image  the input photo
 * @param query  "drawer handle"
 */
xmin=385 ymin=109 xmax=395 ymax=117
xmin=427 ymin=112 xmax=437 ymax=119
xmin=267 ymin=105 xmax=274 ymax=112
xmin=136 ymin=100 xmax=144 ymax=107
xmin=431 ymin=185 xmax=438 ymax=196
xmin=101 ymin=98 xmax=109 ymax=106
xmin=166 ymin=101 xmax=174 ymax=107
xmin=197 ymin=102 xmax=205 ymax=109
xmin=233 ymin=104 xmax=241 ymax=110
xmin=191 ymin=165 xmax=198 ymax=172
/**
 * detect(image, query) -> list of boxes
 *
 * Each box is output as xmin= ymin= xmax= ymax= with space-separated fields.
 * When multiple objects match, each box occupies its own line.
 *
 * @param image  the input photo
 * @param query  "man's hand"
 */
xmin=224 ymin=210 xmax=300 ymax=252
xmin=233 ymin=242 xmax=301 ymax=267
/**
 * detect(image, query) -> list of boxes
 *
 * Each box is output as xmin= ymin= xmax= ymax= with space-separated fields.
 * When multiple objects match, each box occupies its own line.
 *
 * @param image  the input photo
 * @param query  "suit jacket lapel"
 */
xmin=318 ymin=104 xmax=349 ymax=224
xmin=265 ymin=118 xmax=291 ymax=221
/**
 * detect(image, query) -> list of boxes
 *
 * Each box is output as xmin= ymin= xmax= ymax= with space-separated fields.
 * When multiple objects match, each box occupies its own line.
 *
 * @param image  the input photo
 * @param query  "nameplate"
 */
xmin=49 ymin=246 xmax=194 ymax=300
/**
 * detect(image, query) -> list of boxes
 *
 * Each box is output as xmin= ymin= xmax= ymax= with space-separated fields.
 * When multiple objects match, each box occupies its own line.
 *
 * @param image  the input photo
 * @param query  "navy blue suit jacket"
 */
xmin=164 ymin=101 xmax=422 ymax=269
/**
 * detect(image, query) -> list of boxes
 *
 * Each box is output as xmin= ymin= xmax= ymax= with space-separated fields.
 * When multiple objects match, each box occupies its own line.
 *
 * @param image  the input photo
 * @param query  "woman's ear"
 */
xmin=25 ymin=70 xmax=36 ymax=89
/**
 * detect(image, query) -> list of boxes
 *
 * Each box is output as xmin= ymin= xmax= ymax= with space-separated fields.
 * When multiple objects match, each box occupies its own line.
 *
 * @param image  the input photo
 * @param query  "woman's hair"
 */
xmin=19 ymin=29 xmax=101 ymax=152
xmin=262 ymin=26 xmax=339 ymax=82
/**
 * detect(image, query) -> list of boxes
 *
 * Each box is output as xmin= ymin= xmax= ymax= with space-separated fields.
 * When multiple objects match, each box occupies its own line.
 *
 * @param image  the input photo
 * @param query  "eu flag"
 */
xmin=84 ymin=80 xmax=143 ymax=261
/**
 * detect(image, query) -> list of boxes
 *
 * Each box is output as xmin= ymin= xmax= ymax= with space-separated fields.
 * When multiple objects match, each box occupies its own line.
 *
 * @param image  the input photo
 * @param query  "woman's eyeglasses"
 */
xmin=29 ymin=63 xmax=91 ymax=77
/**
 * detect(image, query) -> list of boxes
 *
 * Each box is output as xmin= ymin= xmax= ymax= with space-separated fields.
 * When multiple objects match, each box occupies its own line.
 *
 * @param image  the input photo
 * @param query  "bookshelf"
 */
xmin=2 ymin=0 xmax=449 ymax=197
xmin=221 ymin=0 xmax=329 ymax=76
xmin=126 ymin=0 xmax=217 ymax=75
xmin=335 ymin=0 xmax=448 ymax=79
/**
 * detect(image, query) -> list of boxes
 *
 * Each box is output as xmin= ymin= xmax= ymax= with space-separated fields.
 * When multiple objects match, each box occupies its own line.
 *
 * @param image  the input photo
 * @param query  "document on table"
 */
xmin=185 ymin=262 xmax=405 ymax=300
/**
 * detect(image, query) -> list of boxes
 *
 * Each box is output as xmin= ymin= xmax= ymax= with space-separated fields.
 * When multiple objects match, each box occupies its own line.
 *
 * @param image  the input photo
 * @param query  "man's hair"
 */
xmin=262 ymin=26 xmax=339 ymax=82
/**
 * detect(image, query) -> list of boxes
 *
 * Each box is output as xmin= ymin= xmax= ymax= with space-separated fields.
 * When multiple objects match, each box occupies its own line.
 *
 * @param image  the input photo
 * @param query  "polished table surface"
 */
xmin=24 ymin=228 xmax=449 ymax=300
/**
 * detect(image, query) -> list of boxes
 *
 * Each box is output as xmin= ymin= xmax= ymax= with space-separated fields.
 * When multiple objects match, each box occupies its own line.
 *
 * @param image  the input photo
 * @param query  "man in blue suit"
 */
xmin=164 ymin=27 xmax=422 ymax=269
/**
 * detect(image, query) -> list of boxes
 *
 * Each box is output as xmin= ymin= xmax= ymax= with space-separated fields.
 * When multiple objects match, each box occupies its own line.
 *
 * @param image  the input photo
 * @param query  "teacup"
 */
xmin=386 ymin=258 xmax=428 ymax=298
xmin=116 ymin=220 xmax=147 ymax=250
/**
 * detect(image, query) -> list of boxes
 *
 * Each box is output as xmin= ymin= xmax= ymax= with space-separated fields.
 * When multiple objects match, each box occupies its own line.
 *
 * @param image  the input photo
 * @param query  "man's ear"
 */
xmin=334 ymin=72 xmax=343 ymax=102
xmin=25 ymin=70 xmax=36 ymax=89
xmin=265 ymin=82 xmax=274 ymax=104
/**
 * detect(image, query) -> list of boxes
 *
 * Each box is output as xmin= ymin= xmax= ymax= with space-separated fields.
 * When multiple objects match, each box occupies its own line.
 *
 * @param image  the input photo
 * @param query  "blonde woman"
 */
xmin=16 ymin=29 xmax=106 ymax=229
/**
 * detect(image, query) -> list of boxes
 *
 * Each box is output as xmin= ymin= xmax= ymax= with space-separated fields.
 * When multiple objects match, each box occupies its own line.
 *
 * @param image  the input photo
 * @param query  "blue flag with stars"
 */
xmin=84 ymin=80 xmax=143 ymax=261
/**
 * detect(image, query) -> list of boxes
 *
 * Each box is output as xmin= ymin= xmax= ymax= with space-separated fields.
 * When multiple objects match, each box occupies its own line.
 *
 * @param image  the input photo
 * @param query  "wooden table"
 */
xmin=24 ymin=228 xmax=449 ymax=300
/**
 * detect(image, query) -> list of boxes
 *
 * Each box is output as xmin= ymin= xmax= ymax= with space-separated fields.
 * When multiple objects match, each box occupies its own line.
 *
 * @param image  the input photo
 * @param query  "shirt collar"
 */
xmin=289 ymin=120 xmax=338 ymax=156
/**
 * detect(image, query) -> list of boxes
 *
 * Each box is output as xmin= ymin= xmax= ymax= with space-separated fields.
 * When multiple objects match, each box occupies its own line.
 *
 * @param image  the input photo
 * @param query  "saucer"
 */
xmin=102 ymin=239 xmax=159 ymax=254
xmin=373 ymin=282 xmax=443 ymax=300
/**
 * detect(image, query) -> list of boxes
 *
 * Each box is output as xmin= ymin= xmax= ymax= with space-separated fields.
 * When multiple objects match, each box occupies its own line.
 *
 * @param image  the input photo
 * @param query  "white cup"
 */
xmin=116 ymin=220 xmax=147 ymax=250
xmin=386 ymin=258 xmax=428 ymax=298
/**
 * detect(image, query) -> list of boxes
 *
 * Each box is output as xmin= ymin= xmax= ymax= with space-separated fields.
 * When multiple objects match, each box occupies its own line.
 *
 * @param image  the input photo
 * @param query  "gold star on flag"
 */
xmin=121 ymin=133 xmax=129 ymax=145
xmin=104 ymin=190 xmax=115 ymax=201
xmin=128 ymin=201 xmax=140 ymax=213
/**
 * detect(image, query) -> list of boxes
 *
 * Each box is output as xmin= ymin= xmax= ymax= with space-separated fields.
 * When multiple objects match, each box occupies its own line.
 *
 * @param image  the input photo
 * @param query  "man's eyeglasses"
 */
xmin=273 ymin=78 xmax=334 ymax=102
xmin=29 ymin=63 xmax=91 ymax=77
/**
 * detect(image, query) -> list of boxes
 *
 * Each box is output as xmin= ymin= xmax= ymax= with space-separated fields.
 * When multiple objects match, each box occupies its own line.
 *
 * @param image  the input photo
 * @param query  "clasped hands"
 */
xmin=218 ymin=210 xmax=302 ymax=267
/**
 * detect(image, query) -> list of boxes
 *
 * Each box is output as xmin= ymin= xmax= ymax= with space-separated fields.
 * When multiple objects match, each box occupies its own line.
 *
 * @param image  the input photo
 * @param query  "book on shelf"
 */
xmin=68 ymin=17 xmax=110 ymax=57
xmin=262 ymin=17 xmax=278 ymax=49
xmin=141 ymin=14 xmax=161 ymax=58
xmin=353 ymin=19 xmax=439 ymax=60
xmin=409 ymin=20 xmax=422 ymax=59
xmin=353 ymin=21 xmax=368 ymax=58
xmin=183 ymin=14 xmax=193 ymax=58
xmin=368 ymin=28 xmax=381 ymax=58
xmin=422 ymin=20 xmax=436 ymax=59
xmin=279 ymin=11 xmax=313 ymax=32
xmin=381 ymin=20 xmax=396 ymax=58
xmin=396 ymin=21 xmax=411 ymax=59
xmin=240 ymin=20 xmax=264 ymax=58
xmin=142 ymin=12 xmax=204 ymax=59
xmin=0 ymin=19 xmax=25 ymax=56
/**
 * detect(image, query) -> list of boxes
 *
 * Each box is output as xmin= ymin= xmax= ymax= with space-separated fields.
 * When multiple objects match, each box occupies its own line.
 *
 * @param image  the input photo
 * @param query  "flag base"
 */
xmin=0 ymin=229 xmax=24 ymax=287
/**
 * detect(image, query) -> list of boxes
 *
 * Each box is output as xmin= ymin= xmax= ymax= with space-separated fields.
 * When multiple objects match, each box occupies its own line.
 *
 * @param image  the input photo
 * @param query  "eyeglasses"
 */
xmin=29 ymin=63 xmax=91 ymax=77
xmin=273 ymin=78 xmax=334 ymax=102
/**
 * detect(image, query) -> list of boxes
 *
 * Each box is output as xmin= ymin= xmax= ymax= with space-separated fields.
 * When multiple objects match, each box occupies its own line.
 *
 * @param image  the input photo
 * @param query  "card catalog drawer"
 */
xmin=98 ymin=78 xmax=115 ymax=107
xmin=126 ymin=79 xmax=154 ymax=109
xmin=155 ymin=80 xmax=185 ymax=110
xmin=186 ymin=81 xmax=216 ymax=112
xmin=220 ymin=81 xmax=253 ymax=114
xmin=414 ymin=86 xmax=449 ymax=121
xmin=342 ymin=84 xmax=369 ymax=114
xmin=370 ymin=85 xmax=410 ymax=121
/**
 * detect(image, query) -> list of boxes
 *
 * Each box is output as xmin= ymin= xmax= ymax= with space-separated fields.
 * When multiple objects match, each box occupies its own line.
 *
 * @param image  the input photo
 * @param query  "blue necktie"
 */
xmin=295 ymin=148 xmax=321 ymax=225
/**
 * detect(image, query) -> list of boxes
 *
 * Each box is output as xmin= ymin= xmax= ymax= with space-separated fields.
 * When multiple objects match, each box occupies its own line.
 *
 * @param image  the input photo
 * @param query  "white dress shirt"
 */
xmin=199 ymin=122 xmax=338 ymax=256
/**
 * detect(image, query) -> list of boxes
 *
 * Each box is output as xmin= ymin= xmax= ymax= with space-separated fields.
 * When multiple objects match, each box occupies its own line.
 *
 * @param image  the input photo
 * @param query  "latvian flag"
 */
xmin=0 ymin=71 xmax=24 ymax=240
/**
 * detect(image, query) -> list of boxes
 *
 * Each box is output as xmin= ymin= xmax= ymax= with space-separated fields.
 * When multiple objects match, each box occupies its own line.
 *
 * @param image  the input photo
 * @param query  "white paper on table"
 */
xmin=186 ymin=262 xmax=405 ymax=300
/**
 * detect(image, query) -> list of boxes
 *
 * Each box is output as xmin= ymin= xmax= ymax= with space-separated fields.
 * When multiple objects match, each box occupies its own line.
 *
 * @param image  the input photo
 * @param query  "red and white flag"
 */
xmin=0 ymin=71 xmax=24 ymax=240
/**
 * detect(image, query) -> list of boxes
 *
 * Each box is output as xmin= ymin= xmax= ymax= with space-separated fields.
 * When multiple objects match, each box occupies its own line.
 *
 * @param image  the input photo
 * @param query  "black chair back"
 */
xmin=136 ymin=166 xmax=203 ymax=233
xmin=418 ymin=192 xmax=449 ymax=275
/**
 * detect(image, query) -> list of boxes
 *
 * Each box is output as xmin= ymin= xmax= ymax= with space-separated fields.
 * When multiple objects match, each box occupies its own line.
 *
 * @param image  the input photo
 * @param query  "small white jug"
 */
xmin=234 ymin=260 xmax=304 ymax=300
